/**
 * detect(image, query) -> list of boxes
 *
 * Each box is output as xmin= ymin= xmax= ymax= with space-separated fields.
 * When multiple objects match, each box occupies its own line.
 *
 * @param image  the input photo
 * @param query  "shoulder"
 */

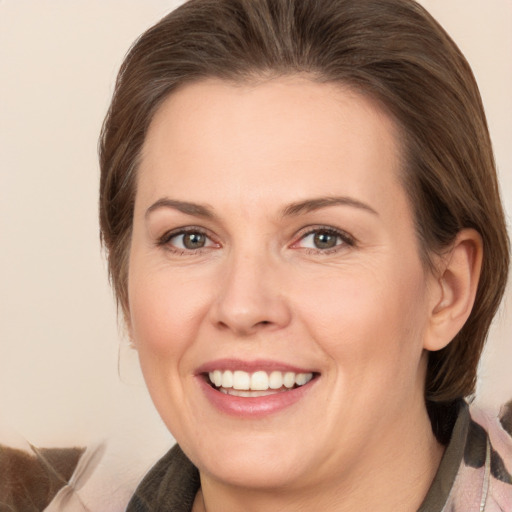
xmin=448 ymin=399 xmax=512 ymax=511
xmin=126 ymin=444 xmax=200 ymax=512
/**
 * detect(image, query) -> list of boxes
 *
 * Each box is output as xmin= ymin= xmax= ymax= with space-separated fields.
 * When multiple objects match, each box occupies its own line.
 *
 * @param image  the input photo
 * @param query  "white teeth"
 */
xmin=250 ymin=371 xmax=269 ymax=390
xmin=222 ymin=388 xmax=281 ymax=397
xmin=221 ymin=370 xmax=233 ymax=388
xmin=208 ymin=369 xmax=314 ymax=392
xmin=295 ymin=373 xmax=309 ymax=386
xmin=283 ymin=372 xmax=295 ymax=389
xmin=269 ymin=371 xmax=283 ymax=389
xmin=233 ymin=370 xmax=251 ymax=390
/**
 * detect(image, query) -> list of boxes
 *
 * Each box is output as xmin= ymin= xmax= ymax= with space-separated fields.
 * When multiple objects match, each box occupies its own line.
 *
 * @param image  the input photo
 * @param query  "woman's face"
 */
xmin=128 ymin=77 xmax=439 ymax=490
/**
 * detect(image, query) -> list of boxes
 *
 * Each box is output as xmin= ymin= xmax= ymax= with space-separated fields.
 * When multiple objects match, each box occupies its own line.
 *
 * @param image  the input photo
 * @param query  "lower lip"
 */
xmin=197 ymin=376 xmax=317 ymax=418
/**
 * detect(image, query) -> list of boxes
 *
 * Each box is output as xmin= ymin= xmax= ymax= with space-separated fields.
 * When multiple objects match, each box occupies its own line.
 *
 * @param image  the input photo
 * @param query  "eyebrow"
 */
xmin=145 ymin=195 xmax=378 ymax=220
xmin=145 ymin=198 xmax=214 ymax=219
xmin=282 ymin=196 xmax=378 ymax=217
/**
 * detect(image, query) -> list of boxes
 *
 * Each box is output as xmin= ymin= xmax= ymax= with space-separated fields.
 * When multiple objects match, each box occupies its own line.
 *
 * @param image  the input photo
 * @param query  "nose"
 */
xmin=209 ymin=249 xmax=292 ymax=336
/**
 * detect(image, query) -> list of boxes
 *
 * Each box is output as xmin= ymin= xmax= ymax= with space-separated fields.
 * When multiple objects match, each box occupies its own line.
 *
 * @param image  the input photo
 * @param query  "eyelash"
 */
xmin=292 ymin=226 xmax=355 ymax=255
xmin=156 ymin=227 xmax=217 ymax=255
xmin=156 ymin=225 xmax=356 ymax=255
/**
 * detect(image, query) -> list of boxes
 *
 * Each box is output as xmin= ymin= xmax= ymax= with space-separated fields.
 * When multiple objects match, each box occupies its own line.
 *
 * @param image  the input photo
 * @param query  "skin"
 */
xmin=128 ymin=77 xmax=481 ymax=511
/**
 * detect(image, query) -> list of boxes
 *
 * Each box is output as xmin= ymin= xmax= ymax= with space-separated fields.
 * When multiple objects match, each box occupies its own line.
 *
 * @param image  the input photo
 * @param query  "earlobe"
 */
xmin=424 ymin=229 xmax=483 ymax=352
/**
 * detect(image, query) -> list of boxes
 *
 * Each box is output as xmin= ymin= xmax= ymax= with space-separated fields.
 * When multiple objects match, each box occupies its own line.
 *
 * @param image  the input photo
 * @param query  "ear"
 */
xmin=423 ymin=229 xmax=483 ymax=351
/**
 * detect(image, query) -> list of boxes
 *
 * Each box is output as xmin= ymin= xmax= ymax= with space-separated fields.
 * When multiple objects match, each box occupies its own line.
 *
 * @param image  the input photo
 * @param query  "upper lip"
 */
xmin=195 ymin=358 xmax=318 ymax=375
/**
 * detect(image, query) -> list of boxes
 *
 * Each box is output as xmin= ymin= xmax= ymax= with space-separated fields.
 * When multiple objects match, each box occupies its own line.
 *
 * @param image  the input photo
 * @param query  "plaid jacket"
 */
xmin=126 ymin=401 xmax=512 ymax=512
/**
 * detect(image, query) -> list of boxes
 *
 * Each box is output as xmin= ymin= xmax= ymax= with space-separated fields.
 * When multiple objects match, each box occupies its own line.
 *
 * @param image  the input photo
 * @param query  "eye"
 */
xmin=158 ymin=228 xmax=218 ymax=252
xmin=302 ymin=230 xmax=339 ymax=250
xmin=294 ymin=227 xmax=354 ymax=252
xmin=175 ymin=232 xmax=208 ymax=249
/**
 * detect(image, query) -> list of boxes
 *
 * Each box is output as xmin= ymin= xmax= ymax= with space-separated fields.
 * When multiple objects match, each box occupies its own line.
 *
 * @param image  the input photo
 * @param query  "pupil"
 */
xmin=314 ymin=231 xmax=337 ymax=249
xmin=184 ymin=232 xmax=205 ymax=249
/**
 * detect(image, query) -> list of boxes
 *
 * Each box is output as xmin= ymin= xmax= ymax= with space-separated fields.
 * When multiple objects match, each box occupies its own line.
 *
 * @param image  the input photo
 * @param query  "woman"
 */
xmin=99 ymin=0 xmax=512 ymax=510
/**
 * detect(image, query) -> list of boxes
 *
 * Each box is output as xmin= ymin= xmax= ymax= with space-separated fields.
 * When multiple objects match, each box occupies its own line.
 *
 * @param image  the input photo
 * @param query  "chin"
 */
xmin=181 ymin=428 xmax=315 ymax=490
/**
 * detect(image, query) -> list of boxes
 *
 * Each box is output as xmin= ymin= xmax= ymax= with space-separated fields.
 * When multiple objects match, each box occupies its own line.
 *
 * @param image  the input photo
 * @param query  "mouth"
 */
xmin=206 ymin=369 xmax=316 ymax=397
xmin=197 ymin=361 xmax=319 ymax=416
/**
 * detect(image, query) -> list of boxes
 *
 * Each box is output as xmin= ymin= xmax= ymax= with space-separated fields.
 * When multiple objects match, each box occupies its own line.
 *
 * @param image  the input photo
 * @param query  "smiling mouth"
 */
xmin=207 ymin=370 xmax=315 ymax=397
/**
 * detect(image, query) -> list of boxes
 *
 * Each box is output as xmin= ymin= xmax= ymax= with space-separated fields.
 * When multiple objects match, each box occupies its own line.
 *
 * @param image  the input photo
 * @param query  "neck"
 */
xmin=194 ymin=403 xmax=445 ymax=512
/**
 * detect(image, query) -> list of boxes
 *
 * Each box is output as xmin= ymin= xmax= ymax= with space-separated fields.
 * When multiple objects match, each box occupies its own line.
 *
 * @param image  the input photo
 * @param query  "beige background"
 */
xmin=1 ymin=0 xmax=511 ymax=488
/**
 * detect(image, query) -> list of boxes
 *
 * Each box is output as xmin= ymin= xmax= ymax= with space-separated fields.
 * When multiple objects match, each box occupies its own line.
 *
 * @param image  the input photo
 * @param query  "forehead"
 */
xmin=137 ymin=76 xmax=405 ymax=214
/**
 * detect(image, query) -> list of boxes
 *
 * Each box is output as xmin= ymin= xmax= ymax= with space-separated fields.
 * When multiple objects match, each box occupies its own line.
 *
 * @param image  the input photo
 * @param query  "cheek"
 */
xmin=127 ymin=259 xmax=210 ymax=357
xmin=295 ymin=260 xmax=429 ymax=380
xmin=126 ymin=264 xmax=208 ymax=418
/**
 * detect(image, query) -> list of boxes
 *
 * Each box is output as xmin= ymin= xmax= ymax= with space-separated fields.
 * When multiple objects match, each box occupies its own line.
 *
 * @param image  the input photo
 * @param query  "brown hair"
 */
xmin=99 ymin=0 xmax=509 ymax=408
